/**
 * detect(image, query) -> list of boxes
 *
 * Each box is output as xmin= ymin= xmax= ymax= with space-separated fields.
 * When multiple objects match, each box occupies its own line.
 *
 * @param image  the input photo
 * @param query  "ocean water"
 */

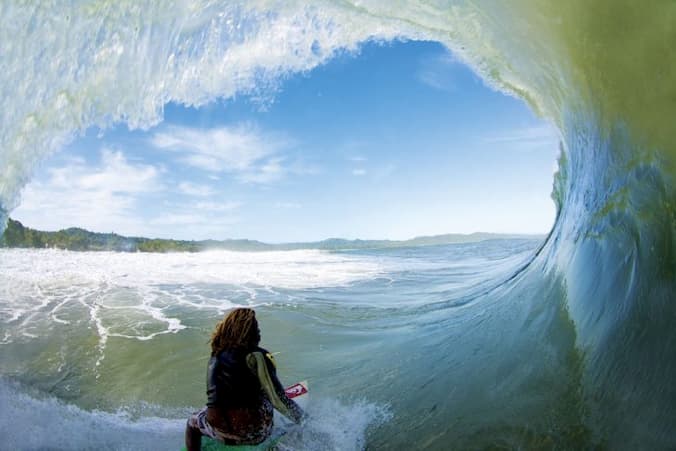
xmin=1 ymin=240 xmax=540 ymax=450
xmin=1 ymin=1 xmax=675 ymax=449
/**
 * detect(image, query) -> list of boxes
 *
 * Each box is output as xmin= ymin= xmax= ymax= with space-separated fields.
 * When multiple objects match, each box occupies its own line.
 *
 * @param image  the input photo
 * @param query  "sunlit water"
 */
xmin=1 ymin=239 xmax=541 ymax=450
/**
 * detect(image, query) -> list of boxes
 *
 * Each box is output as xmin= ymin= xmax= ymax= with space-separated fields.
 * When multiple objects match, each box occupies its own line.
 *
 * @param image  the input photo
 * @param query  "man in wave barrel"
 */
xmin=185 ymin=308 xmax=305 ymax=450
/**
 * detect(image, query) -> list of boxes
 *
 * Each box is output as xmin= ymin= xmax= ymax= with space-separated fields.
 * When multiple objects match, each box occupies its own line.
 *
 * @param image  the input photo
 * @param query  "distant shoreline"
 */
xmin=0 ymin=218 xmax=545 ymax=253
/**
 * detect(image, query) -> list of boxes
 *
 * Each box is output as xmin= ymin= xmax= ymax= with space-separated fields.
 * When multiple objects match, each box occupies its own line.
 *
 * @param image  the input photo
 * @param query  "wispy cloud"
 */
xmin=143 ymin=199 xmax=242 ymax=239
xmin=150 ymin=123 xmax=294 ymax=183
xmin=14 ymin=149 xmax=162 ymax=234
xmin=177 ymin=181 xmax=215 ymax=197
xmin=147 ymin=212 xmax=240 ymax=238
xmin=348 ymin=156 xmax=367 ymax=162
xmin=274 ymin=201 xmax=301 ymax=209
xmin=193 ymin=201 xmax=241 ymax=211
xmin=149 ymin=213 xmax=206 ymax=226
xmin=484 ymin=124 xmax=560 ymax=151
xmin=12 ymin=148 xmax=245 ymax=239
xmin=352 ymin=168 xmax=367 ymax=176
xmin=60 ymin=150 xmax=161 ymax=193
xmin=237 ymin=157 xmax=285 ymax=184
xmin=416 ymin=51 xmax=458 ymax=92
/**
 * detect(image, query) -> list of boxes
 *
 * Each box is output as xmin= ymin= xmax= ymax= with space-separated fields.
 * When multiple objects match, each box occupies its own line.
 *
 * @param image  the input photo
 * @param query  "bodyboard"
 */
xmin=283 ymin=381 xmax=309 ymax=409
xmin=198 ymin=433 xmax=284 ymax=451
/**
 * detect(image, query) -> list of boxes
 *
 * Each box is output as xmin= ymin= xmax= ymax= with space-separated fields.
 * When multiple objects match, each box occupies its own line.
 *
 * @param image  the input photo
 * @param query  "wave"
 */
xmin=0 ymin=248 xmax=387 ymax=290
xmin=1 ymin=1 xmax=675 ymax=448
xmin=0 ymin=378 xmax=184 ymax=450
xmin=0 ymin=378 xmax=388 ymax=451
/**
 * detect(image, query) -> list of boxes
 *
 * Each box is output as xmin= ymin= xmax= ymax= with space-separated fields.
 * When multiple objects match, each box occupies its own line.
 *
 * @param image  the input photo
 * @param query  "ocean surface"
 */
xmin=1 ymin=240 xmax=541 ymax=450
xmin=1 ymin=1 xmax=675 ymax=450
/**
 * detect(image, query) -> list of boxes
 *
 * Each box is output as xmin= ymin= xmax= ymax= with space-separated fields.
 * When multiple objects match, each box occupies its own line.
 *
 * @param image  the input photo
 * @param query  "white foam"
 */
xmin=285 ymin=397 xmax=392 ymax=450
xmin=0 ymin=378 xmax=185 ymax=451
xmin=0 ymin=378 xmax=390 ymax=451
xmin=0 ymin=248 xmax=386 ymax=350
xmin=0 ymin=248 xmax=384 ymax=289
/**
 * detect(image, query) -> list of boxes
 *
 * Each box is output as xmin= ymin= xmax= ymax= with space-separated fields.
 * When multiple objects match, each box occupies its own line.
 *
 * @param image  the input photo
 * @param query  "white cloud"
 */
xmin=12 ymin=145 xmax=247 ymax=240
xmin=77 ymin=150 xmax=160 ymax=193
xmin=484 ymin=124 xmax=560 ymax=151
xmin=237 ymin=157 xmax=285 ymax=184
xmin=417 ymin=51 xmax=458 ymax=92
xmin=287 ymin=159 xmax=322 ymax=176
xmin=146 ymin=212 xmax=241 ymax=239
xmin=177 ymin=181 xmax=215 ymax=197
xmin=13 ymin=149 xmax=162 ymax=234
xmin=193 ymin=201 xmax=241 ymax=211
xmin=352 ymin=169 xmax=367 ymax=176
xmin=274 ymin=201 xmax=301 ymax=209
xmin=149 ymin=213 xmax=205 ymax=226
xmin=150 ymin=123 xmax=294 ymax=183
xmin=151 ymin=124 xmax=269 ymax=171
xmin=348 ymin=156 xmax=367 ymax=162
xmin=138 ymin=198 xmax=241 ymax=239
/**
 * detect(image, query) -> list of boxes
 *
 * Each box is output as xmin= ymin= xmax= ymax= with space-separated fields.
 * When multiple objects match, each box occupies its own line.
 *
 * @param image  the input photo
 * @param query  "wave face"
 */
xmin=1 ymin=1 xmax=675 ymax=449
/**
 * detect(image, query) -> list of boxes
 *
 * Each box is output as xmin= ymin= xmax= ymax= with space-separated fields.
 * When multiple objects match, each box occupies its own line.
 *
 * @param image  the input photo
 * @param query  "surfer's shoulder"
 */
xmin=246 ymin=347 xmax=276 ymax=370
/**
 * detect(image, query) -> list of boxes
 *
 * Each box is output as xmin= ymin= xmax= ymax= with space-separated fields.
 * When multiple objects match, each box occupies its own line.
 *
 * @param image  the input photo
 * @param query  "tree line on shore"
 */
xmin=0 ymin=218 xmax=541 ymax=253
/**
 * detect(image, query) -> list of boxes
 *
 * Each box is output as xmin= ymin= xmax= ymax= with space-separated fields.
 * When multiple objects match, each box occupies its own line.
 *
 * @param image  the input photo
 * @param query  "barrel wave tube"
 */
xmin=1 ymin=1 xmax=674 ymax=449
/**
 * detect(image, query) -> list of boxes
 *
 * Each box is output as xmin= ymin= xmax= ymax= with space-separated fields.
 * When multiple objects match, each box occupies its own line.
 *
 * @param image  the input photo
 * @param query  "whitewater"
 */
xmin=1 ymin=1 xmax=675 ymax=449
xmin=1 ymin=241 xmax=538 ymax=449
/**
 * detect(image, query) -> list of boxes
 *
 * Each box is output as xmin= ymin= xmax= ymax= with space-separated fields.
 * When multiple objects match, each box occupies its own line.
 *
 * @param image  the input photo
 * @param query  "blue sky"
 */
xmin=13 ymin=40 xmax=559 ymax=243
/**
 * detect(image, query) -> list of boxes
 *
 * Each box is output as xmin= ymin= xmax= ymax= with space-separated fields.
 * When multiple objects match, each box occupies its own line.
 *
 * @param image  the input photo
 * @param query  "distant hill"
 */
xmin=0 ymin=218 xmax=543 ymax=253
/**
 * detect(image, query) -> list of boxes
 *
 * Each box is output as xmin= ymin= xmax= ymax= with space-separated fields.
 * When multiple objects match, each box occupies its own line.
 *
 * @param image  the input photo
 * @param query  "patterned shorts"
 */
xmin=188 ymin=407 xmax=238 ymax=443
xmin=187 ymin=404 xmax=273 ymax=445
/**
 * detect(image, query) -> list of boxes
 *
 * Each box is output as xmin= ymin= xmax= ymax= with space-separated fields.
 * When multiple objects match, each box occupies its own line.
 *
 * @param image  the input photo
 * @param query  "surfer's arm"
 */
xmin=247 ymin=352 xmax=305 ymax=424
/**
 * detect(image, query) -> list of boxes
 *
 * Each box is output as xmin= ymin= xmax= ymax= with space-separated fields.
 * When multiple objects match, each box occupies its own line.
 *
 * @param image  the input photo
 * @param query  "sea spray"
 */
xmin=0 ymin=378 xmax=185 ymax=451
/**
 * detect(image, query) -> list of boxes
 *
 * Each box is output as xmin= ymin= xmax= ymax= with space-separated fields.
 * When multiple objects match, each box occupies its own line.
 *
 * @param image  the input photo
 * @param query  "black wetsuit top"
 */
xmin=206 ymin=346 xmax=303 ymax=423
xmin=207 ymin=347 xmax=264 ymax=409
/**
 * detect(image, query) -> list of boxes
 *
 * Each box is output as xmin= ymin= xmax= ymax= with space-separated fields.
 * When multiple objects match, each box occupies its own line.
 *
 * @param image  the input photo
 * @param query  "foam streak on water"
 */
xmin=1 ymin=242 xmax=532 ymax=450
xmin=0 ymin=248 xmax=387 ymax=346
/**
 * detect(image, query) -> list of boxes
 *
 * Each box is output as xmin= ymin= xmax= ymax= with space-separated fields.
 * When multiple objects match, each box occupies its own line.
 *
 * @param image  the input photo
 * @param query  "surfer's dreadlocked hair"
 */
xmin=210 ymin=308 xmax=261 ymax=356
